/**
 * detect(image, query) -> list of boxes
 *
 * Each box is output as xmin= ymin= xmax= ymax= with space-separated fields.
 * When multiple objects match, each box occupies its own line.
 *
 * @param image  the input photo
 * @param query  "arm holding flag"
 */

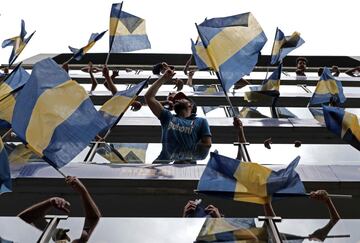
xmin=145 ymin=69 xmax=175 ymax=118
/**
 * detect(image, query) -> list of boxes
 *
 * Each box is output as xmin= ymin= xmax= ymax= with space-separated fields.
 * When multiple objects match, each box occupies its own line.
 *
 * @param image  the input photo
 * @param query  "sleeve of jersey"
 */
xmin=159 ymin=109 xmax=173 ymax=126
xmin=199 ymin=118 xmax=212 ymax=137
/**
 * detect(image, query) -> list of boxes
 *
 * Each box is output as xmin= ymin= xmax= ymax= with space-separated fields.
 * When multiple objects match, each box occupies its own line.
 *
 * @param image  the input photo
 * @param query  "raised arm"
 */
xmin=308 ymin=190 xmax=340 ymax=241
xmin=17 ymin=197 xmax=70 ymax=231
xmin=66 ymin=176 xmax=101 ymax=241
xmin=145 ymin=69 xmax=175 ymax=118
xmin=102 ymin=65 xmax=118 ymax=95
xmin=345 ymin=66 xmax=360 ymax=77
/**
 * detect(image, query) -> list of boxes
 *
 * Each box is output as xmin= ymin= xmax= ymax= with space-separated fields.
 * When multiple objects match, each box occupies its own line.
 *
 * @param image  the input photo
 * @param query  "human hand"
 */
xmin=130 ymin=101 xmax=142 ymax=111
xmin=49 ymin=197 xmax=71 ymax=213
xmin=233 ymin=117 xmax=242 ymax=129
xmin=264 ymin=138 xmax=272 ymax=149
xmin=173 ymin=79 xmax=184 ymax=91
xmin=112 ymin=70 xmax=119 ymax=77
xmin=309 ymin=190 xmax=330 ymax=203
xmin=161 ymin=69 xmax=176 ymax=82
xmin=294 ymin=140 xmax=302 ymax=147
xmin=205 ymin=205 xmax=222 ymax=218
xmin=183 ymin=200 xmax=197 ymax=217
xmin=4 ymin=67 xmax=9 ymax=74
xmin=188 ymin=70 xmax=195 ymax=78
xmin=65 ymin=176 xmax=86 ymax=194
xmin=62 ymin=63 xmax=69 ymax=73
xmin=102 ymin=65 xmax=110 ymax=78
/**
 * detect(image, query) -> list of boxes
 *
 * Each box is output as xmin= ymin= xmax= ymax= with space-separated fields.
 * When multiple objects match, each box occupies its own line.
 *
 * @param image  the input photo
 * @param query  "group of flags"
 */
xmin=0 ymin=4 xmax=359 ymax=202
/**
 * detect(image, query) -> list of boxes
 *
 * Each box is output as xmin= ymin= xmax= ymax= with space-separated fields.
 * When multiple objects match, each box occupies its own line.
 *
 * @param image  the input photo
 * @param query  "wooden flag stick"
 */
xmin=1 ymin=129 xmax=12 ymax=140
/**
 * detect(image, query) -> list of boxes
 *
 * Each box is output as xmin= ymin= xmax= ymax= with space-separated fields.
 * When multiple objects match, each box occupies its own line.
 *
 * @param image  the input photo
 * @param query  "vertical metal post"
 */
xmin=37 ymin=215 xmax=68 ymax=243
xmin=258 ymin=216 xmax=283 ymax=243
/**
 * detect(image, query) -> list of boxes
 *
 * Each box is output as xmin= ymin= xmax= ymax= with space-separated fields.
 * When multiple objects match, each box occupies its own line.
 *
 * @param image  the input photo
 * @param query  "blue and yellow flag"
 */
xmin=239 ymin=107 xmax=268 ymax=118
xmin=309 ymin=67 xmax=346 ymax=106
xmin=323 ymin=106 xmax=360 ymax=150
xmin=69 ymin=30 xmax=107 ymax=61
xmin=0 ymin=64 xmax=30 ymax=101
xmin=109 ymin=2 xmax=151 ymax=53
xmin=2 ymin=20 xmax=35 ymax=65
xmin=309 ymin=107 xmax=325 ymax=124
xmin=270 ymin=28 xmax=305 ymax=65
xmin=195 ymin=218 xmax=268 ymax=243
xmin=11 ymin=58 xmax=107 ymax=168
xmin=5 ymin=143 xmax=39 ymax=164
xmin=191 ymin=39 xmax=212 ymax=71
xmin=196 ymin=12 xmax=267 ymax=91
xmin=195 ymin=218 xmax=267 ymax=242
xmin=0 ymin=65 xmax=30 ymax=127
xmin=0 ymin=138 xmax=11 ymax=194
xmin=99 ymin=79 xmax=148 ymax=130
xmin=244 ymin=64 xmax=281 ymax=102
xmin=197 ymin=152 xmax=305 ymax=204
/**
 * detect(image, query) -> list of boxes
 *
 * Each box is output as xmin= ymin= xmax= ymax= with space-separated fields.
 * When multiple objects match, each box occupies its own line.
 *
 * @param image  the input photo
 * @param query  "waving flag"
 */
xmin=0 ymin=64 xmax=30 ymax=101
xmin=0 ymin=65 xmax=30 ymax=127
xmin=2 ymin=20 xmax=35 ymax=65
xmin=99 ymin=79 xmax=148 ymax=130
xmin=109 ymin=2 xmax=151 ymax=53
xmin=244 ymin=64 xmax=281 ymax=102
xmin=12 ymin=58 xmax=107 ymax=168
xmin=0 ymin=138 xmax=11 ymax=194
xmin=239 ymin=107 xmax=268 ymax=118
xmin=195 ymin=218 xmax=266 ymax=242
xmin=69 ymin=30 xmax=107 ymax=61
xmin=196 ymin=12 xmax=267 ymax=91
xmin=309 ymin=67 xmax=346 ymax=106
xmin=191 ymin=39 xmax=212 ymax=70
xmin=323 ymin=106 xmax=360 ymax=150
xmin=309 ymin=107 xmax=325 ymax=124
xmin=271 ymin=28 xmax=305 ymax=65
xmin=197 ymin=152 xmax=305 ymax=204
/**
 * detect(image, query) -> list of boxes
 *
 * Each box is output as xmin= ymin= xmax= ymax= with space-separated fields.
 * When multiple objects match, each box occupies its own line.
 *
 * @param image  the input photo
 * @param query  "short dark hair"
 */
xmin=296 ymin=57 xmax=308 ymax=65
xmin=152 ymin=63 xmax=163 ymax=75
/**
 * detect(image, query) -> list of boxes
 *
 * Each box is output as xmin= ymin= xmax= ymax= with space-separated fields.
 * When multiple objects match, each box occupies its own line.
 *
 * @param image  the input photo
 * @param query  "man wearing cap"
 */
xmin=145 ymin=68 xmax=212 ymax=162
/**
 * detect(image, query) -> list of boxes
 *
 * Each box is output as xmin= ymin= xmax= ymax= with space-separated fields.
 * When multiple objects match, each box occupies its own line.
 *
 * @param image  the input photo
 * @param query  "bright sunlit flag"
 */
xmin=323 ymin=106 xmax=360 ymax=150
xmin=270 ymin=28 xmax=305 ymax=65
xmin=12 ymin=58 xmax=107 ymax=168
xmin=196 ymin=12 xmax=267 ymax=91
xmin=69 ymin=30 xmax=107 ymax=61
xmin=1 ymin=20 xmax=35 ymax=66
xmin=244 ymin=64 xmax=282 ymax=102
xmin=109 ymin=2 xmax=151 ymax=53
xmin=99 ymin=79 xmax=148 ymax=131
xmin=197 ymin=152 xmax=305 ymax=204
xmin=309 ymin=67 xmax=346 ymax=106
xmin=0 ymin=138 xmax=11 ymax=194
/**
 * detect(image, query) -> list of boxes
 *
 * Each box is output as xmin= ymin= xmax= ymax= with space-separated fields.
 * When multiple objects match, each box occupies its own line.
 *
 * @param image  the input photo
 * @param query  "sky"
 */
xmin=0 ymin=0 xmax=359 ymax=65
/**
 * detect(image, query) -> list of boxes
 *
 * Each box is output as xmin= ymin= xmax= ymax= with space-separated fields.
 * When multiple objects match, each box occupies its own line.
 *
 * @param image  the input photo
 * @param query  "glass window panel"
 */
xmin=0 ymin=217 xmax=43 ymax=243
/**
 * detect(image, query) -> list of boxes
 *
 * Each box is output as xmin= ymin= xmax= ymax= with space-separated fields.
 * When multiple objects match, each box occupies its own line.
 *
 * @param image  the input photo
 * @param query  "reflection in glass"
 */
xmin=96 ymin=143 xmax=148 ymax=163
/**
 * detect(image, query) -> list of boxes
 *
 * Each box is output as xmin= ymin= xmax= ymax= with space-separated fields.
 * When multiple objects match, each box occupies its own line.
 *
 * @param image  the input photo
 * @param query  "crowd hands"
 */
xmin=184 ymin=190 xmax=340 ymax=241
xmin=17 ymin=176 xmax=100 ymax=243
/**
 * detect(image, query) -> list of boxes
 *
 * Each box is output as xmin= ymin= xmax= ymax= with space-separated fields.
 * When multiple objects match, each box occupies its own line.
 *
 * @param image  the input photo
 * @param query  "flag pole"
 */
xmin=105 ymin=1 xmax=123 ymax=66
xmin=8 ymin=31 xmax=36 ymax=68
xmin=84 ymin=77 xmax=149 ymax=162
xmin=1 ymin=129 xmax=12 ymax=140
xmin=195 ymin=23 xmax=237 ymax=117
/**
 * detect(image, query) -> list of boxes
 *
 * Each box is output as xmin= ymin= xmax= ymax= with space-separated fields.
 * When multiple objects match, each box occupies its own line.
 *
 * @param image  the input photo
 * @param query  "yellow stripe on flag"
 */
xmin=315 ymin=79 xmax=339 ymax=95
xmin=206 ymin=14 xmax=263 ymax=71
xmin=342 ymin=112 xmax=360 ymax=140
xmin=233 ymin=162 xmax=272 ymax=204
xmin=100 ymin=95 xmax=133 ymax=117
xmin=0 ymin=83 xmax=14 ymax=100
xmin=0 ymin=95 xmax=16 ymax=123
xmin=26 ymin=80 xmax=88 ymax=154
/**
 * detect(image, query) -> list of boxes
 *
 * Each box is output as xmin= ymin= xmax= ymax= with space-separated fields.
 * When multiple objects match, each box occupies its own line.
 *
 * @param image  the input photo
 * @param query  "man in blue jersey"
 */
xmin=145 ymin=68 xmax=212 ymax=163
